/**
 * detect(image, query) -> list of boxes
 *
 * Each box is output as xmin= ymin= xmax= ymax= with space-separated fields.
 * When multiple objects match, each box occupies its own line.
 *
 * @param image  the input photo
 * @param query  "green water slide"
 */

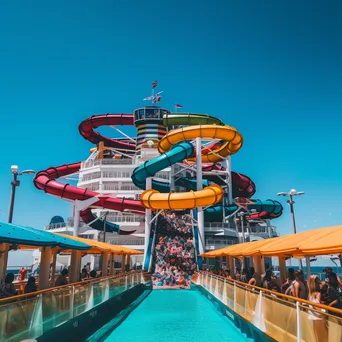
xmin=163 ymin=113 xmax=224 ymax=127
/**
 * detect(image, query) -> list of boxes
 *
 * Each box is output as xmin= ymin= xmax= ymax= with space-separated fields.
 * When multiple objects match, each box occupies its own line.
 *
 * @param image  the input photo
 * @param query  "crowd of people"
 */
xmin=152 ymin=213 xmax=196 ymax=288
xmin=207 ymin=265 xmax=342 ymax=310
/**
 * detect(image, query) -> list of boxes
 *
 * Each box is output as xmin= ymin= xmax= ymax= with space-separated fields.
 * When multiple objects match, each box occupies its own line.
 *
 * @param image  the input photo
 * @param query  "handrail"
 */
xmin=200 ymin=271 xmax=342 ymax=315
xmin=0 ymin=271 xmax=139 ymax=304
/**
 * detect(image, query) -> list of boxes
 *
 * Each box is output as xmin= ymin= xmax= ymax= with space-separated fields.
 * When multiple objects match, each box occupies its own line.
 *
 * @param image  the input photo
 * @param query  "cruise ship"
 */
xmin=41 ymin=93 xmax=282 ymax=271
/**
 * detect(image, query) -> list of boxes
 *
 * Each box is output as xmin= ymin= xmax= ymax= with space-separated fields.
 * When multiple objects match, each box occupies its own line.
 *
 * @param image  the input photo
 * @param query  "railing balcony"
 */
xmin=196 ymin=272 xmax=342 ymax=342
xmin=0 ymin=272 xmax=150 ymax=341
xmin=109 ymin=238 xmax=145 ymax=246
xmin=81 ymin=158 xmax=134 ymax=169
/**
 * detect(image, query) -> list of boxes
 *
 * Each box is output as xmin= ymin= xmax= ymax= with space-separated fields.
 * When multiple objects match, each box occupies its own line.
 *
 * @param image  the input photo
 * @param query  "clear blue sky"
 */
xmin=1 ymin=0 xmax=341 ymax=237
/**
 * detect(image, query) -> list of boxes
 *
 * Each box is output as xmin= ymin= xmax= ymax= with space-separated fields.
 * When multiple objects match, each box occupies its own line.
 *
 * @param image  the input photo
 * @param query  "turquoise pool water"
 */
xmin=104 ymin=289 xmax=251 ymax=342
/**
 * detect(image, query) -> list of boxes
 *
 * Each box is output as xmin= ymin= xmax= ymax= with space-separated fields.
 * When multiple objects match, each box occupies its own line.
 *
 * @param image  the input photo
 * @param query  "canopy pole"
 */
xmin=102 ymin=253 xmax=109 ymax=277
xmin=279 ymin=256 xmax=286 ymax=283
xmin=121 ymin=254 xmax=126 ymax=272
xmin=50 ymin=252 xmax=57 ymax=286
xmin=305 ymin=256 xmax=311 ymax=278
xmin=110 ymin=253 xmax=115 ymax=275
xmin=70 ymin=250 xmax=81 ymax=283
xmin=127 ymin=255 xmax=131 ymax=270
xmin=39 ymin=247 xmax=52 ymax=290
xmin=0 ymin=244 xmax=9 ymax=284
xmin=253 ymin=256 xmax=265 ymax=276
xmin=228 ymin=256 xmax=234 ymax=273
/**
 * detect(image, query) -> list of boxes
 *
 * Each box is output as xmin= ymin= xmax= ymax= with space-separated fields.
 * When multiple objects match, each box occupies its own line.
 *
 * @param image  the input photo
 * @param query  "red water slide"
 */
xmin=78 ymin=114 xmax=136 ymax=150
xmin=202 ymin=163 xmax=256 ymax=198
xmin=34 ymin=163 xmax=145 ymax=235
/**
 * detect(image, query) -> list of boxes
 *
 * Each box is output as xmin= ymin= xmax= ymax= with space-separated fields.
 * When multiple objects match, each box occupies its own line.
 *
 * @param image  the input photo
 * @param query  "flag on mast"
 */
xmin=175 ymin=104 xmax=183 ymax=109
xmin=143 ymin=91 xmax=163 ymax=103
xmin=152 ymin=80 xmax=158 ymax=89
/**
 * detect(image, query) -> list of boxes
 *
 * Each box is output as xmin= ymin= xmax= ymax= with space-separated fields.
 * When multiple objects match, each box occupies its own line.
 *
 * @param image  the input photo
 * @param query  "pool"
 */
xmin=103 ymin=289 xmax=251 ymax=342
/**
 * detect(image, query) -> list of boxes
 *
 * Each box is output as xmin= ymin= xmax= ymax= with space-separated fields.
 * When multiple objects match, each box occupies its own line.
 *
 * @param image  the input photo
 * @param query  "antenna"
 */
xmin=143 ymin=80 xmax=163 ymax=105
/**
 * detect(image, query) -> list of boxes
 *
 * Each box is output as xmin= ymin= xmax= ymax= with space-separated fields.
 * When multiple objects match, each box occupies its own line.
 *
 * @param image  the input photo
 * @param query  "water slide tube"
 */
xmin=78 ymin=114 xmax=136 ymax=150
xmin=204 ymin=200 xmax=283 ymax=222
xmin=35 ymin=114 xmax=149 ymax=233
xmin=139 ymin=124 xmax=243 ymax=209
xmin=34 ymin=163 xmax=144 ymax=235
xmin=35 ymin=113 xmax=201 ymax=235
xmin=162 ymin=114 xmax=282 ymax=220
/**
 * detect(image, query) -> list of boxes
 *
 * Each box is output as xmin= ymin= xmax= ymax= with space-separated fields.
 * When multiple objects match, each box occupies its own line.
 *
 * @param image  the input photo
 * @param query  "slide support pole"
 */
xmin=196 ymin=138 xmax=205 ymax=257
xmin=143 ymin=177 xmax=152 ymax=268
xmin=225 ymin=157 xmax=233 ymax=205
xmin=73 ymin=205 xmax=80 ymax=237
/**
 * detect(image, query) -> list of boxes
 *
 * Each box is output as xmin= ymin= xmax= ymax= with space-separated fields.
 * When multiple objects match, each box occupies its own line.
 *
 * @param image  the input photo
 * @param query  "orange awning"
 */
xmin=56 ymin=234 xmax=143 ymax=255
xmin=201 ymin=225 xmax=342 ymax=258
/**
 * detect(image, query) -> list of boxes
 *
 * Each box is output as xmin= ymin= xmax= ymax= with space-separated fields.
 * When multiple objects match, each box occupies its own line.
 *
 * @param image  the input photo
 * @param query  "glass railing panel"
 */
xmin=92 ymin=279 xmax=107 ymax=307
xmin=73 ymin=282 xmax=92 ymax=316
xmin=261 ymin=293 xmax=297 ymax=340
xmin=0 ymin=295 xmax=41 ymax=342
xmin=41 ymin=287 xmax=73 ymax=331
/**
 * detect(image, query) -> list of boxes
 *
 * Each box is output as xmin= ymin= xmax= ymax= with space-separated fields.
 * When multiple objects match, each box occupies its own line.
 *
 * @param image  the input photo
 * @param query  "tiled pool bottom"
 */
xmin=103 ymin=289 xmax=252 ymax=342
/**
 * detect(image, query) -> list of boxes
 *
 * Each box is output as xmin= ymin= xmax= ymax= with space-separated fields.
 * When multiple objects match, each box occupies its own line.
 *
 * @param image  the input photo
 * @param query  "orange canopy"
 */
xmin=56 ymin=233 xmax=143 ymax=255
xmin=201 ymin=225 xmax=342 ymax=258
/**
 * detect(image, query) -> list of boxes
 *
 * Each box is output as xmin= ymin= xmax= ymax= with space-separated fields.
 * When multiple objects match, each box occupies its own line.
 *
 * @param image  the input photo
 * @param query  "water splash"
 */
xmin=86 ymin=284 xmax=94 ymax=311
xmin=29 ymin=294 xmax=43 ymax=338
xmin=253 ymin=291 xmax=266 ymax=332
xmin=222 ymin=280 xmax=228 ymax=305
xmin=214 ymin=278 xmax=219 ymax=298
xmin=196 ymin=272 xmax=201 ymax=285
xmin=102 ymin=279 xmax=110 ymax=302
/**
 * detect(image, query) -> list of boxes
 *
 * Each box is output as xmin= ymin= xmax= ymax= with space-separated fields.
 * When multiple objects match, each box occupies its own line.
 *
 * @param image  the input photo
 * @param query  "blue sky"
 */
xmin=1 ymin=0 xmax=342 ymax=239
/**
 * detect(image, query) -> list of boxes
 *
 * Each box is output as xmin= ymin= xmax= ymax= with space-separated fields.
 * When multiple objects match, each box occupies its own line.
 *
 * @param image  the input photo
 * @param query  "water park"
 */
xmin=1 ymin=84 xmax=342 ymax=342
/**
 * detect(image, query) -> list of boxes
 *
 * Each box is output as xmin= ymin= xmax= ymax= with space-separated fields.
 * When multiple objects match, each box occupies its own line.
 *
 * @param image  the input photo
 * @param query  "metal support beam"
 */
xmin=143 ymin=178 xmax=152 ymax=268
xmin=196 ymin=137 xmax=205 ymax=256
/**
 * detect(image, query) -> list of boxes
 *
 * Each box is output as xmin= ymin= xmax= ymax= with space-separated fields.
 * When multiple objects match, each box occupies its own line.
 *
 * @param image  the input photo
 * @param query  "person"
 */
xmin=240 ymin=268 xmax=251 ymax=283
xmin=319 ymin=282 xmax=329 ymax=305
xmin=307 ymin=275 xmax=327 ymax=342
xmin=248 ymin=267 xmax=261 ymax=287
xmin=323 ymin=267 xmax=342 ymax=288
xmin=19 ymin=267 xmax=27 ymax=282
xmin=281 ymin=268 xmax=295 ymax=294
xmin=85 ymin=262 xmax=91 ymax=273
xmin=55 ymin=269 xmax=68 ymax=287
xmin=262 ymin=269 xmax=281 ymax=292
xmin=262 ymin=269 xmax=273 ymax=289
xmin=89 ymin=270 xmax=97 ymax=278
xmin=81 ymin=268 xmax=88 ymax=280
xmin=24 ymin=277 xmax=38 ymax=294
xmin=292 ymin=270 xmax=307 ymax=299
xmin=0 ymin=273 xmax=18 ymax=298
xmin=325 ymin=273 xmax=341 ymax=310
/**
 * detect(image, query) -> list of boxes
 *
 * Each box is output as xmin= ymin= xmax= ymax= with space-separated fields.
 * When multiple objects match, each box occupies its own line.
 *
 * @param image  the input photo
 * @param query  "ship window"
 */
xmin=145 ymin=108 xmax=160 ymax=119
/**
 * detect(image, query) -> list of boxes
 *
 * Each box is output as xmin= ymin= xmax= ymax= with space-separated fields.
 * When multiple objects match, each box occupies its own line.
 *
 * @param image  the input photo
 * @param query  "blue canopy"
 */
xmin=0 ymin=222 xmax=91 ymax=250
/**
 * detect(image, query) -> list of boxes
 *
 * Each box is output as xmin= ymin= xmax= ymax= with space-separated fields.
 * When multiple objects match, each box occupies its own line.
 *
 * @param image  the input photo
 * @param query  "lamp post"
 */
xmin=277 ymin=189 xmax=305 ymax=269
xmin=8 ymin=165 xmax=36 ymax=223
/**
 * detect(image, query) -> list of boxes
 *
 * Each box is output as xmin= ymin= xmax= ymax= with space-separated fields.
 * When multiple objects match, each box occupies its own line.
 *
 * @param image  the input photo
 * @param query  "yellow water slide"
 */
xmin=140 ymin=124 xmax=243 ymax=210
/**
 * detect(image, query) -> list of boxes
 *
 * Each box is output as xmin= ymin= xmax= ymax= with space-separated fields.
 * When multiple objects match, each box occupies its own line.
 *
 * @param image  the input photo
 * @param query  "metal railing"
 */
xmin=103 ymin=184 xmax=140 ymax=191
xmin=109 ymin=238 xmax=145 ymax=246
xmin=81 ymin=159 xmax=134 ymax=169
xmin=196 ymin=272 xmax=342 ymax=342
xmin=0 ymin=272 xmax=150 ymax=342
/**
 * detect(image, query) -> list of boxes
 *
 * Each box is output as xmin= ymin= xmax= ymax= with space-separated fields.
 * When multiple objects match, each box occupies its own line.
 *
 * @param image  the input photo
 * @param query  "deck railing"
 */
xmin=196 ymin=271 xmax=342 ymax=342
xmin=0 ymin=271 xmax=150 ymax=342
